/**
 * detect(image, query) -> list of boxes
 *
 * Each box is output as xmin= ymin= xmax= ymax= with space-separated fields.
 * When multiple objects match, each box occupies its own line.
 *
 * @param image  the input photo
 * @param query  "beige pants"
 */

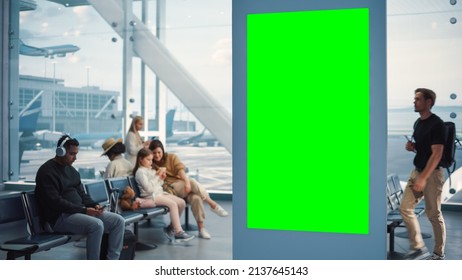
xmin=170 ymin=178 xmax=208 ymax=224
xmin=399 ymin=168 xmax=446 ymax=255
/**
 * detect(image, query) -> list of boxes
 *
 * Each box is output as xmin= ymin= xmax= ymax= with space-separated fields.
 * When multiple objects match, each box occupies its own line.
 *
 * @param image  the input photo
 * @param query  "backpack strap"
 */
xmin=412 ymin=119 xmax=419 ymax=140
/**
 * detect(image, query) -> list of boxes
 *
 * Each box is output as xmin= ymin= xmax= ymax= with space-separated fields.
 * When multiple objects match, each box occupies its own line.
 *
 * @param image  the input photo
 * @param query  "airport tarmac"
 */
xmin=19 ymin=145 xmax=232 ymax=193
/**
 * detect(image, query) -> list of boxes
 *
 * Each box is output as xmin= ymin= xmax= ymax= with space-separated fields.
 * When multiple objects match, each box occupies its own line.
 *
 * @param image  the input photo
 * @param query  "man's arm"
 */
xmin=413 ymin=144 xmax=444 ymax=192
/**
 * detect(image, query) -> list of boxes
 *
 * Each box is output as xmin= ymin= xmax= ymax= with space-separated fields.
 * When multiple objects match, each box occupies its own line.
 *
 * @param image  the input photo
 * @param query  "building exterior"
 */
xmin=20 ymin=75 xmax=120 ymax=135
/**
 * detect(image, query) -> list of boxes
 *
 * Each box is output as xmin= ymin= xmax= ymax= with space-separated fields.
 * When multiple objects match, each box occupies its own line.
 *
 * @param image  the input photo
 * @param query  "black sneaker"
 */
xmin=174 ymin=231 xmax=195 ymax=243
xmin=404 ymin=247 xmax=430 ymax=260
xmin=427 ymin=252 xmax=445 ymax=260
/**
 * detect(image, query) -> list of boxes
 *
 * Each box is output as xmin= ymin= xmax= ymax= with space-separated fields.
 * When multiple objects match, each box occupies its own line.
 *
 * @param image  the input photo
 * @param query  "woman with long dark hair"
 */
xmin=149 ymin=139 xmax=228 ymax=240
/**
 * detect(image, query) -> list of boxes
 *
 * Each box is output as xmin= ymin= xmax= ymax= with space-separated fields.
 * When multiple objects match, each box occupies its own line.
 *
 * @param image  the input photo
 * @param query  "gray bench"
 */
xmin=0 ymin=192 xmax=72 ymax=260
xmin=127 ymin=175 xmax=196 ymax=230
xmin=105 ymin=177 xmax=169 ymax=249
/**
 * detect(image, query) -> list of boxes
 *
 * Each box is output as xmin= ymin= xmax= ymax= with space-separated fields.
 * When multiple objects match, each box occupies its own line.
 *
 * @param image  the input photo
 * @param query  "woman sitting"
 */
xmin=101 ymin=137 xmax=133 ymax=178
xmin=149 ymin=139 xmax=228 ymax=240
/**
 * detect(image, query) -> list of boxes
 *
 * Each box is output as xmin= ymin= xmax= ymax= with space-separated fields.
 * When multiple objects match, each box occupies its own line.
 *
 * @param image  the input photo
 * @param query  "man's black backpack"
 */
xmin=441 ymin=121 xmax=457 ymax=194
xmin=413 ymin=120 xmax=458 ymax=193
xmin=440 ymin=121 xmax=457 ymax=170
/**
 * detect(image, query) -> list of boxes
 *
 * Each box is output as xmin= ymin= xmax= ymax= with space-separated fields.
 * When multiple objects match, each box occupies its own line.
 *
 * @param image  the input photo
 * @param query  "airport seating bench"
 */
xmin=127 ymin=175 xmax=194 ymax=230
xmin=0 ymin=191 xmax=78 ymax=260
xmin=84 ymin=179 xmax=168 ymax=250
xmin=0 ymin=176 xmax=172 ymax=259
xmin=104 ymin=177 xmax=170 ymax=249
xmin=386 ymin=174 xmax=426 ymax=254
xmin=105 ymin=177 xmax=169 ymax=221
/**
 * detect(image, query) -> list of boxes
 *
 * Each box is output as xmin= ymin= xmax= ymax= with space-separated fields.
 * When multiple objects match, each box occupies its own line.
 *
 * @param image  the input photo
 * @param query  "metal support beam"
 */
xmin=8 ymin=0 xmax=20 ymax=181
xmin=122 ymin=0 xmax=134 ymax=141
xmin=140 ymin=0 xmax=147 ymax=124
xmin=155 ymin=0 xmax=167 ymax=144
xmin=1 ymin=0 xmax=11 ymax=183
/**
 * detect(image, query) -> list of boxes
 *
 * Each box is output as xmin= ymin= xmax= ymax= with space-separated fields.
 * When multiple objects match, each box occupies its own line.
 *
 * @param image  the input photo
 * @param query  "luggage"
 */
xmin=100 ymin=229 xmax=136 ymax=260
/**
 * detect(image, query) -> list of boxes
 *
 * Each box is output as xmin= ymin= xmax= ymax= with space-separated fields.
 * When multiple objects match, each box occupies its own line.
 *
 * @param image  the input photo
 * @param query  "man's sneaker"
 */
xmin=163 ymin=225 xmax=174 ymax=241
xmin=211 ymin=204 xmax=229 ymax=217
xmin=427 ymin=253 xmax=445 ymax=260
xmin=404 ymin=247 xmax=430 ymax=260
xmin=174 ymin=231 xmax=195 ymax=243
xmin=199 ymin=228 xmax=211 ymax=239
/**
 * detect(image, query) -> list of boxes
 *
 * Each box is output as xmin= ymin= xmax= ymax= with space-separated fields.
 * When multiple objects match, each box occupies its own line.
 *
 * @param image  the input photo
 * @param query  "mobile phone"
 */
xmin=99 ymin=204 xmax=107 ymax=210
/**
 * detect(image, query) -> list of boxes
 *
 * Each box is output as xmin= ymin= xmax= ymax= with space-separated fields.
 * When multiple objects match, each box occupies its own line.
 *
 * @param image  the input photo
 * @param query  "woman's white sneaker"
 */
xmin=199 ymin=228 xmax=211 ymax=239
xmin=211 ymin=204 xmax=229 ymax=217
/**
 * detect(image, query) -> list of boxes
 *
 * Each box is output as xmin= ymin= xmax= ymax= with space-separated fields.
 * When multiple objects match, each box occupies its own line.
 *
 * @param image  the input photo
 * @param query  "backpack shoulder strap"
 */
xmin=412 ymin=119 xmax=419 ymax=138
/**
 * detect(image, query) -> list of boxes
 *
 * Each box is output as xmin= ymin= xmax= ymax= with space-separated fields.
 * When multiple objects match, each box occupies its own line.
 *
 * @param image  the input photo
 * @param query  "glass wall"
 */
xmin=17 ymin=0 xmax=462 ymax=196
xmin=15 ymin=0 xmax=232 ymax=192
xmin=387 ymin=0 xmax=462 ymax=199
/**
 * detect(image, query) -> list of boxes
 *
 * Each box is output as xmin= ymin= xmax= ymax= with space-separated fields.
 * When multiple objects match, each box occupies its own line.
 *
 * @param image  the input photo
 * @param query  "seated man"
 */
xmin=35 ymin=135 xmax=125 ymax=260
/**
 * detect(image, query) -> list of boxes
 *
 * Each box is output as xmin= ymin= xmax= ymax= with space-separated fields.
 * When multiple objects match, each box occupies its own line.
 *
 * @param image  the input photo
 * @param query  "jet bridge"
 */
xmin=87 ymin=0 xmax=232 ymax=153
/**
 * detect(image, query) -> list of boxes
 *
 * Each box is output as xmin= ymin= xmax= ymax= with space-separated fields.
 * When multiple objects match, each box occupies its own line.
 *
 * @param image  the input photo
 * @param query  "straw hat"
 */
xmin=101 ymin=137 xmax=123 ymax=156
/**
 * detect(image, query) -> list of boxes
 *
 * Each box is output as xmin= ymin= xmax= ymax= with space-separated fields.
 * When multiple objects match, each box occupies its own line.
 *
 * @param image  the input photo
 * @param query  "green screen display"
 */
xmin=247 ymin=8 xmax=370 ymax=234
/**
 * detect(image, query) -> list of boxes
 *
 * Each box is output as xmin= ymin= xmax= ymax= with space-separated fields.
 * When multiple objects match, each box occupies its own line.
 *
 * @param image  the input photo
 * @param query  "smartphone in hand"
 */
xmin=404 ymin=135 xmax=412 ymax=142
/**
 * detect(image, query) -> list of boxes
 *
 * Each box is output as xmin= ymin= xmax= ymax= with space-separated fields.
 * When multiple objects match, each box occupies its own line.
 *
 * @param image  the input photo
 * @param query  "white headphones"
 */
xmin=56 ymin=136 xmax=71 ymax=157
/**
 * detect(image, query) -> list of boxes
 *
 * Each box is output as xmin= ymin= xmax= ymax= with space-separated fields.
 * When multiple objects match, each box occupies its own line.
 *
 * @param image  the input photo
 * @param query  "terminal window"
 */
xmin=247 ymin=8 xmax=370 ymax=234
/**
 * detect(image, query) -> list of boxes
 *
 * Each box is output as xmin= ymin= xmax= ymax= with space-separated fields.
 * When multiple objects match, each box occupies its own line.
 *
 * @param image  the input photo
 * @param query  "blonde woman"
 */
xmin=125 ymin=116 xmax=151 ymax=165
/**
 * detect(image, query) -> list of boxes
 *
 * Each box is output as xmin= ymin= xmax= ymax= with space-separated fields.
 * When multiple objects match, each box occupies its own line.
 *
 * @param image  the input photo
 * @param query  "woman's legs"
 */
xmin=189 ymin=179 xmax=228 ymax=217
xmin=171 ymin=179 xmax=228 ymax=235
xmin=189 ymin=179 xmax=218 ymax=208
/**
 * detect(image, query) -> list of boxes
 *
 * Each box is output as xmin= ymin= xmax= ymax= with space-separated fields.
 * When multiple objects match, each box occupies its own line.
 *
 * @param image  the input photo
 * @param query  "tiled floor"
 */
xmin=2 ymin=199 xmax=462 ymax=260
xmin=388 ymin=209 xmax=462 ymax=260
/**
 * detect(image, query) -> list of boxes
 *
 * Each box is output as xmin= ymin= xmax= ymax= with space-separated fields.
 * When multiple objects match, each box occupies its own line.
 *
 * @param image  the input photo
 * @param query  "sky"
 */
xmin=18 ymin=0 xmax=232 ymax=129
xmin=387 ymin=0 xmax=462 ymax=108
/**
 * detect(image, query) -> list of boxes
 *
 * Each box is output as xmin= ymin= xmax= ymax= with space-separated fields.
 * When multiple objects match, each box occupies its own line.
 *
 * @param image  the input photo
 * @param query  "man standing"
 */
xmin=35 ymin=135 xmax=125 ymax=260
xmin=400 ymin=88 xmax=446 ymax=260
